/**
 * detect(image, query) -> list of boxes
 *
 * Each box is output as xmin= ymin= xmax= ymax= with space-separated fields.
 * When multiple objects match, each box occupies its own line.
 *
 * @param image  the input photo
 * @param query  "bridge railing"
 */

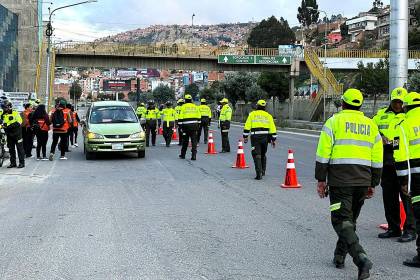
xmin=315 ymin=49 xmax=420 ymax=59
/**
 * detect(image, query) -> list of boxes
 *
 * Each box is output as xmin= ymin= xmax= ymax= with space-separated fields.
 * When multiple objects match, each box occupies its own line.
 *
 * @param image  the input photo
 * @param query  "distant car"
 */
xmin=82 ymin=101 xmax=146 ymax=160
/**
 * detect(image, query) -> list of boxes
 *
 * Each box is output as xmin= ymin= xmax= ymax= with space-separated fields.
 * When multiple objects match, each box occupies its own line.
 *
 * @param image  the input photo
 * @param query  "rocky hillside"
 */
xmin=96 ymin=22 xmax=257 ymax=46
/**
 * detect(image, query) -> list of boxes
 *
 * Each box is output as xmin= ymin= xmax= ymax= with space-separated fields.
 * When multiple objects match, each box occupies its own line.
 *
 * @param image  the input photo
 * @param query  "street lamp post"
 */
xmin=45 ymin=0 xmax=97 ymax=111
xmin=308 ymin=7 xmax=329 ymax=122
xmin=192 ymin=13 xmax=195 ymax=27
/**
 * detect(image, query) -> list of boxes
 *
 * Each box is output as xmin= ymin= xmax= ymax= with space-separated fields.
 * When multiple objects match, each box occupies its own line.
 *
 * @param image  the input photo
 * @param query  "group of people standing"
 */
xmin=315 ymin=88 xmax=420 ymax=280
xmin=0 ymin=98 xmax=80 ymax=168
xmin=135 ymin=96 xmax=230 ymax=159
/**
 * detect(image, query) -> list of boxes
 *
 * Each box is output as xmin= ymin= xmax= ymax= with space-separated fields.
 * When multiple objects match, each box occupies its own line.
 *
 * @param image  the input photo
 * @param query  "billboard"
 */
xmin=3 ymin=92 xmax=31 ymax=112
xmin=103 ymin=80 xmax=131 ymax=91
xmin=117 ymin=70 xmax=138 ymax=78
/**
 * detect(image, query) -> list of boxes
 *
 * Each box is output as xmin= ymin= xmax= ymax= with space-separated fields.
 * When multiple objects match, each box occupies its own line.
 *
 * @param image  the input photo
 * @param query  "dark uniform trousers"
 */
xmin=146 ymin=120 xmax=157 ymax=146
xmin=251 ymin=134 xmax=269 ymax=175
xmin=381 ymin=165 xmax=416 ymax=233
xmin=329 ymin=186 xmax=369 ymax=266
xmin=411 ymin=174 xmax=420 ymax=257
xmin=7 ymin=135 xmax=25 ymax=165
xmin=198 ymin=117 xmax=210 ymax=143
xmin=163 ymin=121 xmax=174 ymax=147
xmin=220 ymin=120 xmax=230 ymax=152
xmin=181 ymin=124 xmax=198 ymax=157
xmin=22 ymin=127 xmax=33 ymax=157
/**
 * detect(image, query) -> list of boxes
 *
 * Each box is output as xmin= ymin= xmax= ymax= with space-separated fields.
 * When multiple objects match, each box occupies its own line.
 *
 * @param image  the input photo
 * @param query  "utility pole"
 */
xmin=389 ymin=0 xmax=408 ymax=94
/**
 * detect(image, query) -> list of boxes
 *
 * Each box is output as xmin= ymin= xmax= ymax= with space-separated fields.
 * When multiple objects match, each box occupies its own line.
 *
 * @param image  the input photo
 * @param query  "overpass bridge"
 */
xmin=36 ymin=42 xmax=420 ymax=121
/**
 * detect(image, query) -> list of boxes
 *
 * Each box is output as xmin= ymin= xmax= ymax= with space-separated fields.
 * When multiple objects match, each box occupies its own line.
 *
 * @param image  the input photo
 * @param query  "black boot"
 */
xmin=179 ymin=154 xmax=185 ymax=159
xmin=398 ymin=232 xmax=416 ymax=243
xmin=7 ymin=163 xmax=17 ymax=168
xmin=357 ymin=257 xmax=373 ymax=280
xmin=333 ymin=255 xmax=345 ymax=269
xmin=403 ymin=256 xmax=420 ymax=268
xmin=17 ymin=163 xmax=25 ymax=169
xmin=191 ymin=155 xmax=196 ymax=161
xmin=254 ymin=173 xmax=262 ymax=180
xmin=378 ymin=230 xmax=401 ymax=239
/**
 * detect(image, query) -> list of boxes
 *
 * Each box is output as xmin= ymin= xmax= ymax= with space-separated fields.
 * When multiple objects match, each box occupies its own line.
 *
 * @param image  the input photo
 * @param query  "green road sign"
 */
xmin=218 ymin=55 xmax=255 ymax=64
xmin=255 ymin=55 xmax=291 ymax=65
xmin=218 ymin=55 xmax=291 ymax=65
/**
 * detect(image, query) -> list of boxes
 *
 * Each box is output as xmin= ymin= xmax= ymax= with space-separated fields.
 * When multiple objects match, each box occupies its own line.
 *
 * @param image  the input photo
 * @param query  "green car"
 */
xmin=83 ymin=101 xmax=146 ymax=160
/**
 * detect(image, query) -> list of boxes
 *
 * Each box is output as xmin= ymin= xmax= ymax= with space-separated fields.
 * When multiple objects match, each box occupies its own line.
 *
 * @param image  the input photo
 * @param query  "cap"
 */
xmin=200 ymin=98 xmax=206 ymax=103
xmin=59 ymin=99 xmax=67 ymax=106
xmin=257 ymin=100 xmax=267 ymax=107
xmin=177 ymin=99 xmax=184 ymax=104
xmin=403 ymin=92 xmax=420 ymax=107
xmin=35 ymin=99 xmax=41 ymax=104
xmin=140 ymin=103 xmax=145 ymax=106
xmin=184 ymin=94 xmax=192 ymax=100
xmin=391 ymin=87 xmax=408 ymax=102
xmin=220 ymin=98 xmax=228 ymax=104
xmin=342 ymin=89 xmax=363 ymax=107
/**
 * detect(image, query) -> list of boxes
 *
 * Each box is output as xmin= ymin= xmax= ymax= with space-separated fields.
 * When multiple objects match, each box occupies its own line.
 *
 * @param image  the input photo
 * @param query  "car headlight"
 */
xmin=87 ymin=132 xmax=104 ymax=139
xmin=129 ymin=132 xmax=145 ymax=139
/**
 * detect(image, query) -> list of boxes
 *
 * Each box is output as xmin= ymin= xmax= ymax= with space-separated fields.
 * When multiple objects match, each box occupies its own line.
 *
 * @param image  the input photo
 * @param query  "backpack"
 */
xmin=52 ymin=109 xmax=65 ymax=128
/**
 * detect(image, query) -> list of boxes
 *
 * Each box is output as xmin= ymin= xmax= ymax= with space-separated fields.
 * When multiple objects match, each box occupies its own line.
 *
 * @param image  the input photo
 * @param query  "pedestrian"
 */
xmin=145 ymin=100 xmax=159 ymax=147
xmin=21 ymin=103 xmax=34 ymax=158
xmin=161 ymin=101 xmax=176 ymax=147
xmin=49 ymin=100 xmax=72 ymax=161
xmin=219 ymin=98 xmax=232 ymax=153
xmin=175 ymin=99 xmax=185 ymax=146
xmin=393 ymin=91 xmax=420 ymax=268
xmin=30 ymin=104 xmax=50 ymax=160
xmin=70 ymin=105 xmax=80 ymax=148
xmin=1 ymin=101 xmax=25 ymax=168
xmin=315 ymin=89 xmax=383 ymax=280
xmin=373 ymin=87 xmax=416 ymax=242
xmin=178 ymin=94 xmax=201 ymax=160
xmin=136 ymin=102 xmax=147 ymax=130
xmin=198 ymin=98 xmax=212 ymax=144
xmin=64 ymin=104 xmax=73 ymax=152
xmin=243 ymin=100 xmax=276 ymax=180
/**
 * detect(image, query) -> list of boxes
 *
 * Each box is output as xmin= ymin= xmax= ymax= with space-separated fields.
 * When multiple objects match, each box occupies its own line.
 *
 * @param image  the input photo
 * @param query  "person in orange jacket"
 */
xmin=70 ymin=105 xmax=80 ymax=148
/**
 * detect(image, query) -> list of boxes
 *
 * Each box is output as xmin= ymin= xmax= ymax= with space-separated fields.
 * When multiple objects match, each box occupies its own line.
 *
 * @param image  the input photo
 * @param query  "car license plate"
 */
xmin=112 ymin=143 xmax=124 ymax=150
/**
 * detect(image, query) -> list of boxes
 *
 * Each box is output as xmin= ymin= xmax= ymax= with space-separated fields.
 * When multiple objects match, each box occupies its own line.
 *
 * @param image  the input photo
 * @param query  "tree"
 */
xmin=221 ymin=72 xmax=257 ymax=107
xmin=370 ymin=0 xmax=384 ymax=13
xmin=152 ymin=85 xmax=175 ymax=104
xmin=257 ymin=72 xmax=289 ymax=102
xmin=69 ymin=81 xmax=82 ymax=101
xmin=340 ymin=22 xmax=349 ymax=39
xmin=408 ymin=71 xmax=420 ymax=93
xmin=185 ymin=83 xmax=200 ymax=101
xmin=355 ymin=59 xmax=389 ymax=112
xmin=138 ymin=92 xmax=154 ymax=104
xmin=297 ymin=0 xmax=320 ymax=28
xmin=199 ymin=88 xmax=216 ymax=103
xmin=247 ymin=16 xmax=296 ymax=48
xmin=245 ymin=84 xmax=268 ymax=103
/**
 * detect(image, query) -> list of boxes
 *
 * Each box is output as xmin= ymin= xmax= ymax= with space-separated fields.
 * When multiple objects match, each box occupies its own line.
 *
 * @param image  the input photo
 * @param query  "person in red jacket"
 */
xmin=49 ymin=100 xmax=72 ymax=160
xmin=70 ymin=105 xmax=80 ymax=148
xmin=30 ymin=104 xmax=50 ymax=160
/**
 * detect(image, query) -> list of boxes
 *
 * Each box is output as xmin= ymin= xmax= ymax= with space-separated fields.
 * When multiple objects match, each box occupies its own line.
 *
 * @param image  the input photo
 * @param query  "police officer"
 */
xmin=136 ymin=102 xmax=147 ymax=130
xmin=161 ymin=101 xmax=176 ymax=147
xmin=175 ymin=99 xmax=184 ymax=146
xmin=243 ymin=100 xmax=276 ymax=180
xmin=2 ymin=101 xmax=25 ymax=168
xmin=198 ymin=98 xmax=212 ymax=144
xmin=373 ymin=87 xmax=416 ymax=242
xmin=315 ymin=89 xmax=383 ymax=280
xmin=145 ymin=100 xmax=160 ymax=147
xmin=178 ymin=94 xmax=201 ymax=160
xmin=219 ymin=98 xmax=232 ymax=153
xmin=393 ymin=92 xmax=420 ymax=268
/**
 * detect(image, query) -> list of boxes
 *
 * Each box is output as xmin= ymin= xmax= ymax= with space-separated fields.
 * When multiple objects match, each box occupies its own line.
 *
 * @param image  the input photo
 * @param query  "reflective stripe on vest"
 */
xmin=329 ymin=158 xmax=383 ymax=168
xmin=330 ymin=203 xmax=341 ymax=212
xmin=412 ymin=196 xmax=420 ymax=204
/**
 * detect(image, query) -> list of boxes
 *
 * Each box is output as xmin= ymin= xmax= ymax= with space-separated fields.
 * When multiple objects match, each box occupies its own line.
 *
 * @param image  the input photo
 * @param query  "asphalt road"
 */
xmin=0 ymin=123 xmax=418 ymax=280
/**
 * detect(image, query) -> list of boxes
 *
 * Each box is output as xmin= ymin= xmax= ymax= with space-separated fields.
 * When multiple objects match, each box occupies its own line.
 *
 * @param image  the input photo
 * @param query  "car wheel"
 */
xmin=137 ymin=150 xmax=145 ymax=158
xmin=86 ymin=151 xmax=95 ymax=160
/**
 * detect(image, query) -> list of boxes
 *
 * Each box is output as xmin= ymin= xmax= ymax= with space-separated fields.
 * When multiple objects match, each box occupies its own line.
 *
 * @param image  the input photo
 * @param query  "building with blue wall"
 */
xmin=0 ymin=4 xmax=18 ymax=91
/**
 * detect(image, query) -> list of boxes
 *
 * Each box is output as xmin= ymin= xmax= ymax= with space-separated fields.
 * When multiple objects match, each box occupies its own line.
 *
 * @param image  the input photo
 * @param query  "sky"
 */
xmin=43 ymin=0 xmax=391 ymax=42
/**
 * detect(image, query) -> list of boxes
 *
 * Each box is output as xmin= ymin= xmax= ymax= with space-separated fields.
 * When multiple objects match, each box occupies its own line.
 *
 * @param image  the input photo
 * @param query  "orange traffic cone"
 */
xmin=232 ymin=140 xmax=249 ymax=169
xmin=281 ymin=149 xmax=302 ymax=189
xmin=205 ymin=132 xmax=217 ymax=155
xmin=172 ymin=128 xmax=178 ymax=140
xmin=158 ymin=127 xmax=163 ymax=135
xmin=378 ymin=198 xmax=406 ymax=231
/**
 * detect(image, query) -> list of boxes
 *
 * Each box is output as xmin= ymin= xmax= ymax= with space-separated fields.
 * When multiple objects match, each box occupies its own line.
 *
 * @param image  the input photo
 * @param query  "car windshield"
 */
xmin=90 ymin=106 xmax=138 ymax=124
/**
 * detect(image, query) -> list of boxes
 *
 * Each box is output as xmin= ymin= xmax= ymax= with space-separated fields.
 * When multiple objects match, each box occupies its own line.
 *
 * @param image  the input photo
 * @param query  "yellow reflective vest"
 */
xmin=178 ymin=103 xmax=201 ymax=125
xmin=243 ymin=109 xmax=277 ymax=141
xmin=175 ymin=105 xmax=182 ymax=121
xmin=393 ymin=107 xmax=420 ymax=202
xmin=219 ymin=104 xmax=232 ymax=121
xmin=136 ymin=106 xmax=146 ymax=118
xmin=2 ymin=110 xmax=22 ymax=127
xmin=161 ymin=108 xmax=176 ymax=126
xmin=199 ymin=105 xmax=212 ymax=118
xmin=145 ymin=108 xmax=160 ymax=120
xmin=315 ymin=109 xmax=383 ymax=187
